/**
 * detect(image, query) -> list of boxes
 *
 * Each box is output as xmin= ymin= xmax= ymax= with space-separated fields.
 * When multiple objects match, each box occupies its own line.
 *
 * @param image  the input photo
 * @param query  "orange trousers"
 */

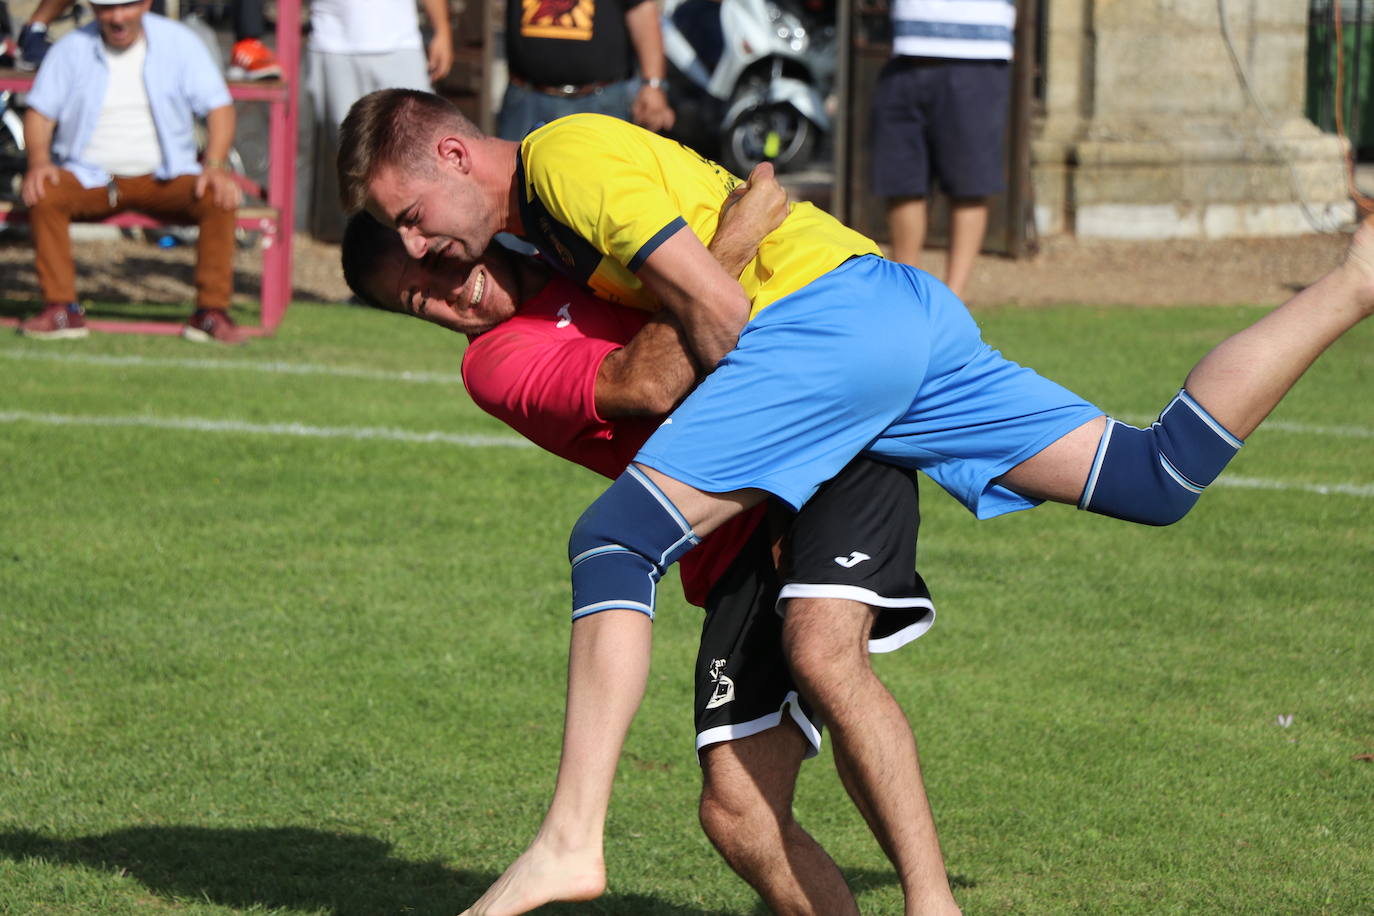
xmin=29 ymin=170 xmax=236 ymax=310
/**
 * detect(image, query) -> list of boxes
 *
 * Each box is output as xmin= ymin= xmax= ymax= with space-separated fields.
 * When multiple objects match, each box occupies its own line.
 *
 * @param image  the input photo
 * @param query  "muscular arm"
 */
xmin=594 ymin=314 xmax=697 ymax=417
xmin=637 ymin=229 xmax=751 ymax=372
xmin=624 ymin=0 xmax=674 ymax=132
xmin=594 ymin=163 xmax=789 ymax=416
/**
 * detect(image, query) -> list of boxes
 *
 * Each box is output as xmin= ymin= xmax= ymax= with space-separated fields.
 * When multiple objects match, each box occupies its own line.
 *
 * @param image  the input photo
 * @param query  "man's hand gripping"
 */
xmin=711 ymin=161 xmax=790 ymax=278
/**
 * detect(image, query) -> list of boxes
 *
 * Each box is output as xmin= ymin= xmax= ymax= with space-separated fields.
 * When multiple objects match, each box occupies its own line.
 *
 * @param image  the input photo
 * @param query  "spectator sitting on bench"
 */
xmin=17 ymin=0 xmax=245 ymax=344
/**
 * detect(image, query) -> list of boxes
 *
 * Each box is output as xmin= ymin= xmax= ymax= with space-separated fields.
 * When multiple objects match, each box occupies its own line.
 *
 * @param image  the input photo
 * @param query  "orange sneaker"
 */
xmin=227 ymin=37 xmax=282 ymax=81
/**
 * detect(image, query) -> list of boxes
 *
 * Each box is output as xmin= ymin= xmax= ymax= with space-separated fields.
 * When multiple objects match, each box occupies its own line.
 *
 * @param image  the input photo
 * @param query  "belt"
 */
xmin=509 ymin=75 xmax=617 ymax=98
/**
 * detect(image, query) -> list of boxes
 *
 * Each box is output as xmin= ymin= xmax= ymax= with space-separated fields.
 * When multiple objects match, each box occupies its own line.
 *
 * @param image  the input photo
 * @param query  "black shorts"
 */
xmin=869 ymin=56 xmax=1011 ymax=199
xmin=693 ymin=457 xmax=934 ymax=760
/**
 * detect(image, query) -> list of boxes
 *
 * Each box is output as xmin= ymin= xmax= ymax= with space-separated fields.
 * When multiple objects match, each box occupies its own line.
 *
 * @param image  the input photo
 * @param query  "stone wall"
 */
xmin=1034 ymin=0 xmax=1353 ymax=238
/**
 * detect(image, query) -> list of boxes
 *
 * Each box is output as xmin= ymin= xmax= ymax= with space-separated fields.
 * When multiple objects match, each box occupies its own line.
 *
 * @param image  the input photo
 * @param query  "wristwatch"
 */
xmin=643 ymin=77 xmax=666 ymax=90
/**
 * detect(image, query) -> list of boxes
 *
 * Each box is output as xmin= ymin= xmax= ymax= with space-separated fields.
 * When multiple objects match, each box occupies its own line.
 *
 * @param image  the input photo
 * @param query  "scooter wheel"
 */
xmin=722 ymin=102 xmax=816 ymax=176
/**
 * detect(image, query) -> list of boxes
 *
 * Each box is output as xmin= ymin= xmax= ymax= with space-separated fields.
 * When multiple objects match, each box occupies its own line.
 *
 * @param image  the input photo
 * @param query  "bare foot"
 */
xmin=458 ymin=839 xmax=606 ymax=916
xmin=1340 ymin=212 xmax=1374 ymax=317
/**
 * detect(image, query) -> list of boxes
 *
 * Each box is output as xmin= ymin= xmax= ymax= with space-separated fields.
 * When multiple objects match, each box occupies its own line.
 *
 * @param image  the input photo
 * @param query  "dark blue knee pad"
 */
xmin=1079 ymin=390 xmax=1243 ymax=526
xmin=568 ymin=466 xmax=701 ymax=621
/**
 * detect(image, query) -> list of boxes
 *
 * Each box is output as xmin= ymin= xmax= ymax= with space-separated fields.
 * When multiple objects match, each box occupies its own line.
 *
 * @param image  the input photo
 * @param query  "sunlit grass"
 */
xmin=1 ymin=299 xmax=1370 ymax=914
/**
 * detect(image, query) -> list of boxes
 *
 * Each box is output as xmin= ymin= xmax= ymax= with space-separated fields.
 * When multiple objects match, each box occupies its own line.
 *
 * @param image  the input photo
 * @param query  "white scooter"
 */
xmin=661 ymin=0 xmax=835 ymax=176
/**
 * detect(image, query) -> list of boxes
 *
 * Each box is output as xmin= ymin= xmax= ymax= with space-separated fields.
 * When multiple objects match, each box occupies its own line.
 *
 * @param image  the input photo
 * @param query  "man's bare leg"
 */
xmin=944 ymin=198 xmax=988 ymax=300
xmin=700 ymin=727 xmax=861 ymax=915
xmin=1181 ymin=217 xmax=1374 ymax=438
xmin=783 ymin=598 xmax=961 ymax=916
xmin=460 ymin=474 xmax=762 ymax=915
xmin=997 ymin=217 xmax=1374 ymax=506
xmin=887 ymin=196 xmax=928 ymax=269
xmin=459 ymin=610 xmax=652 ymax=916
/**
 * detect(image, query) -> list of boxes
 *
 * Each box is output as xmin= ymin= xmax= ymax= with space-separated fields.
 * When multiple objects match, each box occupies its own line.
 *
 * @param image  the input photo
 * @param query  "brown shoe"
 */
xmin=18 ymin=302 xmax=89 ymax=340
xmin=181 ymin=308 xmax=249 ymax=345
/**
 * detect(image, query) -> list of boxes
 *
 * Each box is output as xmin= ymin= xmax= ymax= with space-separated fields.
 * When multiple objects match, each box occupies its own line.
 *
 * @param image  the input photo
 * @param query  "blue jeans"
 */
xmin=496 ymin=78 xmax=639 ymax=141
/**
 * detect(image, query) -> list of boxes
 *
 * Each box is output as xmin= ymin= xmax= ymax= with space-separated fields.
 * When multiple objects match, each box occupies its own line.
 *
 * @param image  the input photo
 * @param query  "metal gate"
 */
xmin=1307 ymin=0 xmax=1374 ymax=159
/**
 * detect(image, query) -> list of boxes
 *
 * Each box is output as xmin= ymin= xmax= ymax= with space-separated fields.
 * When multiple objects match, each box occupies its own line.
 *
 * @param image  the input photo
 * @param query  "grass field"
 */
xmin=1 ymin=297 xmax=1371 ymax=915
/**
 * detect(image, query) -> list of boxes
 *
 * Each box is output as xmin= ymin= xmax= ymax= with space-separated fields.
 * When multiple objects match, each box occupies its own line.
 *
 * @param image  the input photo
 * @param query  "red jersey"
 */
xmin=461 ymin=273 xmax=761 ymax=607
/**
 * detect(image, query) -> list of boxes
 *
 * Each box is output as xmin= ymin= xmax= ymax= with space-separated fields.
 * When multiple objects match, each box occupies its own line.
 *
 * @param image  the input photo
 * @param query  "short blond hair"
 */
xmin=336 ymin=89 xmax=483 ymax=214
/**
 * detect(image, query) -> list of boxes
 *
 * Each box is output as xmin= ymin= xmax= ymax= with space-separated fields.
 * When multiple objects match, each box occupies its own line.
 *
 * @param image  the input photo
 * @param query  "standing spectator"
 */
xmin=869 ymin=0 xmax=1015 ymax=299
xmin=301 ymin=0 xmax=452 ymax=241
xmin=16 ymin=0 xmax=245 ymax=343
xmin=497 ymin=0 xmax=675 ymax=141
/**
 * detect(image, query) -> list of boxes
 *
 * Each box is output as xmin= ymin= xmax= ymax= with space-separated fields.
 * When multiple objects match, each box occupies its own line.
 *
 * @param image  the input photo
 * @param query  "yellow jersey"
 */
xmin=517 ymin=113 xmax=880 ymax=319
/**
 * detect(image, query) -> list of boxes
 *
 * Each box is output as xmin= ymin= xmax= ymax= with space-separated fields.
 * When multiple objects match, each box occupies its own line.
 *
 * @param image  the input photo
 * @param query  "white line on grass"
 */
xmin=4 ymin=352 xmax=1371 ymax=440
xmin=1214 ymin=476 xmax=1374 ymax=498
xmin=2 ymin=410 xmax=1370 ymax=496
xmin=0 ymin=409 xmax=532 ymax=448
xmin=0 ymin=349 xmax=462 ymax=385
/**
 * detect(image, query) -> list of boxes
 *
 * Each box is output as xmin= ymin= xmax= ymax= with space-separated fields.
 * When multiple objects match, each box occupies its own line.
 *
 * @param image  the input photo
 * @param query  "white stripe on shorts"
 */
xmin=695 ymin=690 xmax=823 ymax=763
xmin=777 ymin=584 xmax=937 ymax=653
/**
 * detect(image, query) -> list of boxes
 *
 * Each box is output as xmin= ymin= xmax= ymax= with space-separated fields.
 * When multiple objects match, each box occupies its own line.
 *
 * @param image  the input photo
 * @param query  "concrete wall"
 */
xmin=1034 ymin=0 xmax=1353 ymax=238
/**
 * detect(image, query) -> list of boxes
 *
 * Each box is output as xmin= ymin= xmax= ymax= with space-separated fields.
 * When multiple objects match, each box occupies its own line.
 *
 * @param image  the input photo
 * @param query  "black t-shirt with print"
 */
xmin=505 ymin=0 xmax=649 ymax=86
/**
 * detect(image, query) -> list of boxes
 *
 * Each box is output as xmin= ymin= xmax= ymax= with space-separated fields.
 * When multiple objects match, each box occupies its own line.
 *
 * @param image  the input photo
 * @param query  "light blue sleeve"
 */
xmin=24 ymin=35 xmax=80 ymax=121
xmin=176 ymin=28 xmax=232 ymax=116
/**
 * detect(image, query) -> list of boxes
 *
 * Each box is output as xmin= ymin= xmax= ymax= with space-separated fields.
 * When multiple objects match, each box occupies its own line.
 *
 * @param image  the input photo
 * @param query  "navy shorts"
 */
xmin=869 ymin=57 xmax=1011 ymax=199
xmin=693 ymin=456 xmax=933 ymax=761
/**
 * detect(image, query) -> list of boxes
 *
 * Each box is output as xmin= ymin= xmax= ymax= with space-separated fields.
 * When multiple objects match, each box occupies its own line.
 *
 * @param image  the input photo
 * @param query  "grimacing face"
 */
xmin=371 ymin=246 xmax=522 ymax=335
xmin=94 ymin=0 xmax=153 ymax=51
xmin=366 ymin=156 xmax=499 ymax=265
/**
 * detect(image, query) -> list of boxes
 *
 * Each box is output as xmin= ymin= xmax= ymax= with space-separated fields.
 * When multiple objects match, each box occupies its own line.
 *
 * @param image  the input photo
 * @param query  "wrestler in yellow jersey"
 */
xmin=517 ymin=113 xmax=880 ymax=318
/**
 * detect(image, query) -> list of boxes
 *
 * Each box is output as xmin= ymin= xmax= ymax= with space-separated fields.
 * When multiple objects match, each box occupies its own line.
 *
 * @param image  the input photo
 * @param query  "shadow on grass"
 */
xmin=0 ymin=247 xmax=344 ymax=314
xmin=0 ymin=825 xmax=728 ymax=915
